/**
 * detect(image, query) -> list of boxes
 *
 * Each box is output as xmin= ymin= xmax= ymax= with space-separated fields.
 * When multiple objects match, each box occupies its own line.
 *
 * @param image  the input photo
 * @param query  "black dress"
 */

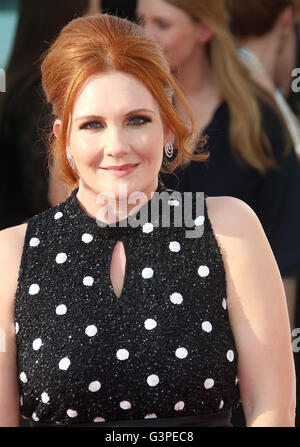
xmin=15 ymin=186 xmax=240 ymax=426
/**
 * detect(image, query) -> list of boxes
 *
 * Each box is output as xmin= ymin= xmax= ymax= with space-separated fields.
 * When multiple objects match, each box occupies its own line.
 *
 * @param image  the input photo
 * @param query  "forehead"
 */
xmin=72 ymin=71 xmax=159 ymax=117
xmin=137 ymin=0 xmax=189 ymax=21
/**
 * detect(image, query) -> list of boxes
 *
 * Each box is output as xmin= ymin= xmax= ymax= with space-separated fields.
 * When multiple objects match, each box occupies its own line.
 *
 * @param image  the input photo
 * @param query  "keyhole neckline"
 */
xmin=66 ymin=184 xmax=166 ymax=238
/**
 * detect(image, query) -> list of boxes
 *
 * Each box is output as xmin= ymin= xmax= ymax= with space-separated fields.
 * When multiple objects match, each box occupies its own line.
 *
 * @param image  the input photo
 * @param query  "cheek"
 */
xmin=70 ymin=133 xmax=102 ymax=165
xmin=166 ymin=30 xmax=197 ymax=63
xmin=138 ymin=132 xmax=164 ymax=163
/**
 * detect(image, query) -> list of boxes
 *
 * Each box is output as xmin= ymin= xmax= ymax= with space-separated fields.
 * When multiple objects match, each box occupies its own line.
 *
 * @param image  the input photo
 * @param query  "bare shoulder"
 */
xmin=205 ymin=195 xmax=262 ymax=239
xmin=0 ymin=223 xmax=28 ymax=301
xmin=0 ymin=223 xmax=28 ymax=261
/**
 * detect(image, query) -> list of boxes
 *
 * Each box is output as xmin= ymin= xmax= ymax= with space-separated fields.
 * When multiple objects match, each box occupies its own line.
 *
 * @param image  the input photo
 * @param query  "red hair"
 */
xmin=41 ymin=14 xmax=207 ymax=189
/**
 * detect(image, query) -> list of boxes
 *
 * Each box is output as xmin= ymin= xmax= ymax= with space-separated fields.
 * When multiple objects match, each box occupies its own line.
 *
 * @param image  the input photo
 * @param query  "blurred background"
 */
xmin=1 ymin=0 xmax=300 ymax=428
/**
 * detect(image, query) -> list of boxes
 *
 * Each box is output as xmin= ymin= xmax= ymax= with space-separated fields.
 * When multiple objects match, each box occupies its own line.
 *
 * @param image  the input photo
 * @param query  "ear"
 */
xmin=195 ymin=22 xmax=214 ymax=45
xmin=164 ymin=127 xmax=175 ymax=146
xmin=53 ymin=119 xmax=62 ymax=139
xmin=277 ymin=6 xmax=294 ymax=28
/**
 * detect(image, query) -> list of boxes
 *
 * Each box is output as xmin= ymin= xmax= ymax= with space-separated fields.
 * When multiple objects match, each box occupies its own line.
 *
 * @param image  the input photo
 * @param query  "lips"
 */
xmin=101 ymin=163 xmax=140 ymax=178
xmin=102 ymin=163 xmax=139 ymax=171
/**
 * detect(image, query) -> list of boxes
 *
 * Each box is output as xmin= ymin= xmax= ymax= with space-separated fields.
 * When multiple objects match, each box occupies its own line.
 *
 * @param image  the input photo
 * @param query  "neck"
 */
xmin=240 ymin=29 xmax=280 ymax=82
xmin=172 ymin=47 xmax=221 ymax=133
xmin=76 ymin=181 xmax=158 ymax=224
xmin=173 ymin=46 xmax=217 ymax=98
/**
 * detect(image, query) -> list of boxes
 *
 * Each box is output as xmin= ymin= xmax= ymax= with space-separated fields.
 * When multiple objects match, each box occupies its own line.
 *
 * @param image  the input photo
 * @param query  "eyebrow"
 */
xmin=75 ymin=109 xmax=155 ymax=121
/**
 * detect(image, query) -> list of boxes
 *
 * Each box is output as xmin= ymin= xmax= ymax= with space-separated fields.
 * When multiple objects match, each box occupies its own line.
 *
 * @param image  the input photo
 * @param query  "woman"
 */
xmin=136 ymin=0 xmax=300 ymax=338
xmin=0 ymin=14 xmax=295 ymax=427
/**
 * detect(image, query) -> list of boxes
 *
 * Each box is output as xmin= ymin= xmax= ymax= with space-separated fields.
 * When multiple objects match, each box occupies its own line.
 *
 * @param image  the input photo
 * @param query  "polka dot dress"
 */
xmin=15 ymin=186 xmax=240 ymax=426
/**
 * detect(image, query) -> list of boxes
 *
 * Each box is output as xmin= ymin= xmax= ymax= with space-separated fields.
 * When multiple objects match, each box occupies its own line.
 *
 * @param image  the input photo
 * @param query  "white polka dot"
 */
xmin=32 ymin=412 xmax=39 ymax=422
xmin=169 ymin=241 xmax=181 ymax=252
xmin=85 ymin=325 xmax=97 ymax=337
xmin=175 ymin=347 xmax=188 ymax=359
xmin=29 ymin=284 xmax=40 ymax=295
xmin=147 ymin=374 xmax=159 ymax=387
xmin=56 ymin=253 xmax=67 ymax=264
xmin=219 ymin=400 xmax=224 ymax=410
xmin=59 ymin=357 xmax=70 ymax=370
xmin=168 ymin=199 xmax=180 ymax=207
xmin=20 ymin=372 xmax=27 ymax=383
xmin=67 ymin=409 xmax=78 ymax=418
xmin=174 ymin=401 xmax=185 ymax=411
xmin=56 ymin=304 xmax=67 ymax=315
xmin=41 ymin=392 xmax=50 ymax=403
xmin=235 ymin=376 xmax=239 ymax=385
xmin=204 ymin=378 xmax=214 ymax=389
xmin=227 ymin=350 xmax=234 ymax=362
xmin=83 ymin=276 xmax=94 ymax=286
xmin=142 ymin=268 xmax=154 ymax=279
xmin=88 ymin=381 xmax=101 ymax=392
xmin=82 ymin=233 xmax=93 ymax=244
xmin=222 ymin=298 xmax=227 ymax=310
xmin=32 ymin=338 xmax=42 ymax=351
xmin=194 ymin=215 xmax=205 ymax=226
xmin=116 ymin=349 xmax=129 ymax=361
xmin=143 ymin=223 xmax=153 ymax=234
xmin=29 ymin=237 xmax=40 ymax=247
xmin=198 ymin=265 xmax=210 ymax=277
xmin=144 ymin=319 xmax=157 ymax=330
xmin=202 ymin=321 xmax=212 ymax=333
xmin=120 ymin=401 xmax=131 ymax=410
xmin=15 ymin=322 xmax=19 ymax=334
xmin=54 ymin=212 xmax=63 ymax=220
xmin=170 ymin=292 xmax=183 ymax=305
xmin=144 ymin=413 xmax=157 ymax=419
xmin=94 ymin=417 xmax=105 ymax=422
xmin=20 ymin=395 xmax=23 ymax=406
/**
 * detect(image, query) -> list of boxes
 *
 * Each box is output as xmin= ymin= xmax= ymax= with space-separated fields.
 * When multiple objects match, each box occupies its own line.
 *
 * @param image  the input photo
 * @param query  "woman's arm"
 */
xmin=0 ymin=225 xmax=27 ymax=426
xmin=207 ymin=196 xmax=296 ymax=427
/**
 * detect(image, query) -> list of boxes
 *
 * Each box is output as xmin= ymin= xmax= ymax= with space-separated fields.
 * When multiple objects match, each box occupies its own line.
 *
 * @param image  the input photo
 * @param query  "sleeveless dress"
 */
xmin=14 ymin=186 xmax=241 ymax=427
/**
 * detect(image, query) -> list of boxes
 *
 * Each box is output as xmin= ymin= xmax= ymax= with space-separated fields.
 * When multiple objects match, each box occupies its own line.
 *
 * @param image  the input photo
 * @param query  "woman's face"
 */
xmin=60 ymin=71 xmax=172 ymax=201
xmin=137 ymin=0 xmax=201 ymax=72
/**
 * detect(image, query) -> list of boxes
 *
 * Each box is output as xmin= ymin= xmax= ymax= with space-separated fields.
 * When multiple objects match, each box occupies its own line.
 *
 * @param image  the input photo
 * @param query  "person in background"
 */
xmin=0 ymin=13 xmax=295 ymax=427
xmin=0 ymin=0 xmax=101 ymax=231
xmin=136 ymin=0 xmax=300 ymax=426
xmin=274 ymin=0 xmax=300 ymax=120
xmin=227 ymin=0 xmax=300 ymax=159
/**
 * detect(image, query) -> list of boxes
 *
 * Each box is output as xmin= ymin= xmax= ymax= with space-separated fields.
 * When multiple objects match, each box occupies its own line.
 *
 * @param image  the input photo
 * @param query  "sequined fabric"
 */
xmin=15 ymin=186 xmax=241 ymax=425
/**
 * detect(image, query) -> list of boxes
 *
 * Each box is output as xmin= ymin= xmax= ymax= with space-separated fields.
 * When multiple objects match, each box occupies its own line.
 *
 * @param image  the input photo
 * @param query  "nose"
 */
xmin=103 ymin=126 xmax=131 ymax=159
xmin=142 ymin=21 xmax=158 ymax=40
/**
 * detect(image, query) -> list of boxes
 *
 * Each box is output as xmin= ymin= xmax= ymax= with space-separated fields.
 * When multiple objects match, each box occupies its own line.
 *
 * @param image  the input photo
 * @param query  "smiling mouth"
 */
xmin=102 ymin=163 xmax=140 ymax=171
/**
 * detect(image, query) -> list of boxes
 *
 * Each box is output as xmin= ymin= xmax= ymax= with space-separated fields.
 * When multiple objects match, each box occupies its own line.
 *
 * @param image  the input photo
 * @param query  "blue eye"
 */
xmin=129 ymin=116 xmax=151 ymax=126
xmin=80 ymin=121 xmax=102 ymax=130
